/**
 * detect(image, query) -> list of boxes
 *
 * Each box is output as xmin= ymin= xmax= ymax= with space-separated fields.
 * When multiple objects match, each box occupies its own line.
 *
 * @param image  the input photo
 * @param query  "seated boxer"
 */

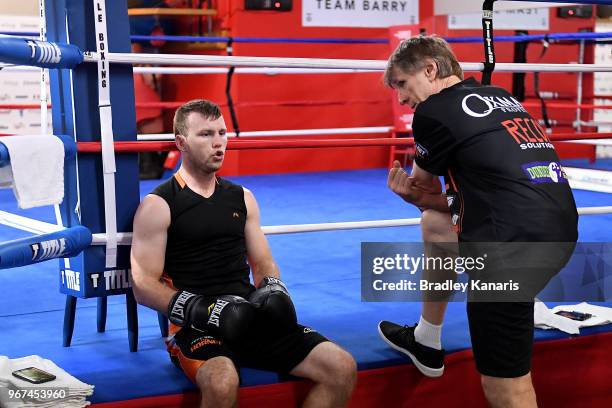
xmin=130 ymin=99 xmax=356 ymax=408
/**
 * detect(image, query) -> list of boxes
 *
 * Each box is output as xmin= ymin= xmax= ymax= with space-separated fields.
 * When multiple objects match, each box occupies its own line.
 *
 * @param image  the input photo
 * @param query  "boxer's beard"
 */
xmin=186 ymin=150 xmax=223 ymax=174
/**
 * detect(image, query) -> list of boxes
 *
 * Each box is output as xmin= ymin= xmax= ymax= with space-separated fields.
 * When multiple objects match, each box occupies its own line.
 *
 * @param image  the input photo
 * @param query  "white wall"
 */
xmin=0 ymin=2 xmax=50 ymax=135
xmin=0 ymin=1 xmax=38 ymax=16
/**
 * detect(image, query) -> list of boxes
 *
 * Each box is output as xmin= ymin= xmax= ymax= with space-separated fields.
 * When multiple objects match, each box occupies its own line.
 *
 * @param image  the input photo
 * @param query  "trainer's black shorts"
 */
xmin=166 ymin=323 xmax=328 ymax=382
xmin=467 ymin=301 xmax=535 ymax=378
xmin=464 ymin=241 xmax=575 ymax=378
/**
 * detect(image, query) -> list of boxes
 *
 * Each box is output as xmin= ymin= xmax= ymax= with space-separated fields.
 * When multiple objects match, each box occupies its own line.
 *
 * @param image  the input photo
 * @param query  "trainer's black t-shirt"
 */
xmin=413 ymin=77 xmax=578 ymax=242
xmin=151 ymin=175 xmax=254 ymax=298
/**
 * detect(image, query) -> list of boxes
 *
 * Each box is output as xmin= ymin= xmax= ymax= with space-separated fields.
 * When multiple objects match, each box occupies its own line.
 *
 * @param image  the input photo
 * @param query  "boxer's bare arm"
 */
xmin=243 ymin=188 xmax=280 ymax=287
xmin=130 ymin=194 xmax=176 ymax=313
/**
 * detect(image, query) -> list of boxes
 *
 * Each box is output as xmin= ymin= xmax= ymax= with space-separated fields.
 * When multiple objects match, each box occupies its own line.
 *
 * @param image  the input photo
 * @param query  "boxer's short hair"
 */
xmin=173 ymin=99 xmax=223 ymax=137
xmin=384 ymin=35 xmax=464 ymax=87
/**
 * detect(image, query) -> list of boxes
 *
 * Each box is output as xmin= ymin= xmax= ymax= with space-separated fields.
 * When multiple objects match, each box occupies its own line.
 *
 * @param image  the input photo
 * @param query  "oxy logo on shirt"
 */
xmin=461 ymin=94 xmax=526 ymax=118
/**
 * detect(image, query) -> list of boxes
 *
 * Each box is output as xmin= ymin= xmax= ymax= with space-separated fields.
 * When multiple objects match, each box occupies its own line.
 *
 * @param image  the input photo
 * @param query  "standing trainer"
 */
xmin=131 ymin=99 xmax=356 ymax=408
xmin=379 ymin=36 xmax=578 ymax=408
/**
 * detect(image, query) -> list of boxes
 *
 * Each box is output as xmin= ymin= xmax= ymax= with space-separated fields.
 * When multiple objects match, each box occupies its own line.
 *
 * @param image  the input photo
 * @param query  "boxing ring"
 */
xmin=0 ymin=0 xmax=611 ymax=406
xmin=0 ymin=170 xmax=611 ymax=407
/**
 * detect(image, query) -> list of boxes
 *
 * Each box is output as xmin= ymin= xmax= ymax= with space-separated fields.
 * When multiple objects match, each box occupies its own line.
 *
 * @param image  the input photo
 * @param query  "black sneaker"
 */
xmin=378 ymin=321 xmax=445 ymax=378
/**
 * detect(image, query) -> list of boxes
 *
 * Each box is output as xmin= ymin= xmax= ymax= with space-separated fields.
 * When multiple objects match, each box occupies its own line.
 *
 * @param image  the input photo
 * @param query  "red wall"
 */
xmin=162 ymin=1 xmax=596 ymax=176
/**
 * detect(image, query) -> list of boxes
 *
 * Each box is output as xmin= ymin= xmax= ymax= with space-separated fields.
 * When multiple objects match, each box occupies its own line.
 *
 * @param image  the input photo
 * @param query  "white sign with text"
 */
xmin=448 ymin=8 xmax=549 ymax=31
xmin=302 ymin=0 xmax=419 ymax=28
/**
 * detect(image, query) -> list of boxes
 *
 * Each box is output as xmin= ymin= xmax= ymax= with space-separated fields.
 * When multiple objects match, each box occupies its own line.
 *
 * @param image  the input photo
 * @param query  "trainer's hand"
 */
xmin=388 ymin=161 xmax=421 ymax=204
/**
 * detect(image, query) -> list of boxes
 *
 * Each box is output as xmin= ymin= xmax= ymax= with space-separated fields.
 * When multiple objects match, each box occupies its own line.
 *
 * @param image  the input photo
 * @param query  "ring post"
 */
xmin=45 ymin=0 xmax=140 ymax=351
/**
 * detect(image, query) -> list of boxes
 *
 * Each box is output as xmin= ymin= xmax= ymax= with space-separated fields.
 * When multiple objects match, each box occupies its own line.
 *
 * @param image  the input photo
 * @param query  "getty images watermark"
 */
xmin=370 ymin=251 xmax=519 ymax=292
xmin=361 ymin=242 xmax=612 ymax=302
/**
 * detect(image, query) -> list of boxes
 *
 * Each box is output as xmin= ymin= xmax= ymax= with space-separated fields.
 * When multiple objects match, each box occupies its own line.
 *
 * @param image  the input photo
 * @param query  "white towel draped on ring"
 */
xmin=0 ymin=135 xmax=64 ymax=209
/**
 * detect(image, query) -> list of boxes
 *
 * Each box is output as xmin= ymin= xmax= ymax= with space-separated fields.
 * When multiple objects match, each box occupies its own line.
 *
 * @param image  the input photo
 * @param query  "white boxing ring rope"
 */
xmin=137 ymin=126 xmax=397 ymax=141
xmin=133 ymin=67 xmax=380 ymax=75
xmin=1 ymin=206 xmax=612 ymax=248
xmin=3 ymin=64 xmax=612 ymax=75
xmin=0 ymin=65 xmax=385 ymax=75
xmin=82 ymin=206 xmax=612 ymax=242
xmin=82 ymin=52 xmax=612 ymax=73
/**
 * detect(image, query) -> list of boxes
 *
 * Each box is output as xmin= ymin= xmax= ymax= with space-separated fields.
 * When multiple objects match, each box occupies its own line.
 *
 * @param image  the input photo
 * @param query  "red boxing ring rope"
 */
xmin=2 ymin=101 xmax=612 ymax=110
xmin=522 ymin=102 xmax=612 ymax=110
xmin=76 ymin=133 xmax=612 ymax=153
xmin=77 ymin=138 xmax=415 ymax=152
xmin=545 ymin=132 xmax=612 ymax=141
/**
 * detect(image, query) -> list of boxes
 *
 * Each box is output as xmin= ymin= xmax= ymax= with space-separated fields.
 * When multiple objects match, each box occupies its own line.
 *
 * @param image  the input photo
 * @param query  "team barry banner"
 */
xmin=302 ymin=0 xmax=419 ymax=28
xmin=361 ymin=242 xmax=611 ymax=302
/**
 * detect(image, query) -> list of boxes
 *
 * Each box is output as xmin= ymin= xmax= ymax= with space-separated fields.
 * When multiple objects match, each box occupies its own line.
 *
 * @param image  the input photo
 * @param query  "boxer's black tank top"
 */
xmin=151 ymin=174 xmax=254 ymax=298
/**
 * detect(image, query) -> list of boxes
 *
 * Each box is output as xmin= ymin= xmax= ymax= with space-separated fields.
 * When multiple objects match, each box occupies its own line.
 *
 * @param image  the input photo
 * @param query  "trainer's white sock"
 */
xmin=414 ymin=316 xmax=442 ymax=350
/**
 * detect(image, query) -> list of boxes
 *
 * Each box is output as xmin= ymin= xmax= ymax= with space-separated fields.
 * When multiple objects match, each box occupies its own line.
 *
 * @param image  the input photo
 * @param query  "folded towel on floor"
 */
xmin=0 ymin=355 xmax=93 ymax=408
xmin=535 ymin=301 xmax=612 ymax=333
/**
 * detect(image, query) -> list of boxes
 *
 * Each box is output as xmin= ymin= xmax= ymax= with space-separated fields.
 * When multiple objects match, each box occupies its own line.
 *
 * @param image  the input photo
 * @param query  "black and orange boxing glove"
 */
xmin=249 ymin=276 xmax=298 ymax=336
xmin=168 ymin=292 xmax=255 ymax=345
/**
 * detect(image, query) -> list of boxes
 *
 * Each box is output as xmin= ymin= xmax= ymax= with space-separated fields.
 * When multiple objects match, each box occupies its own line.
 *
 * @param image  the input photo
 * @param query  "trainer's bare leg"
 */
xmin=481 ymin=373 xmax=538 ymax=408
xmin=420 ymin=209 xmax=457 ymax=324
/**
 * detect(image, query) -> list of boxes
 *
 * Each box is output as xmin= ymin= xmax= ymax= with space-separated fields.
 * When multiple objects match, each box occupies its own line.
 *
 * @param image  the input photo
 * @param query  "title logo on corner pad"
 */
xmin=522 ymin=162 xmax=568 ymax=184
xmin=89 ymin=269 xmax=132 ymax=291
xmin=31 ymin=238 xmax=67 ymax=261
xmin=461 ymin=93 xmax=526 ymax=118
